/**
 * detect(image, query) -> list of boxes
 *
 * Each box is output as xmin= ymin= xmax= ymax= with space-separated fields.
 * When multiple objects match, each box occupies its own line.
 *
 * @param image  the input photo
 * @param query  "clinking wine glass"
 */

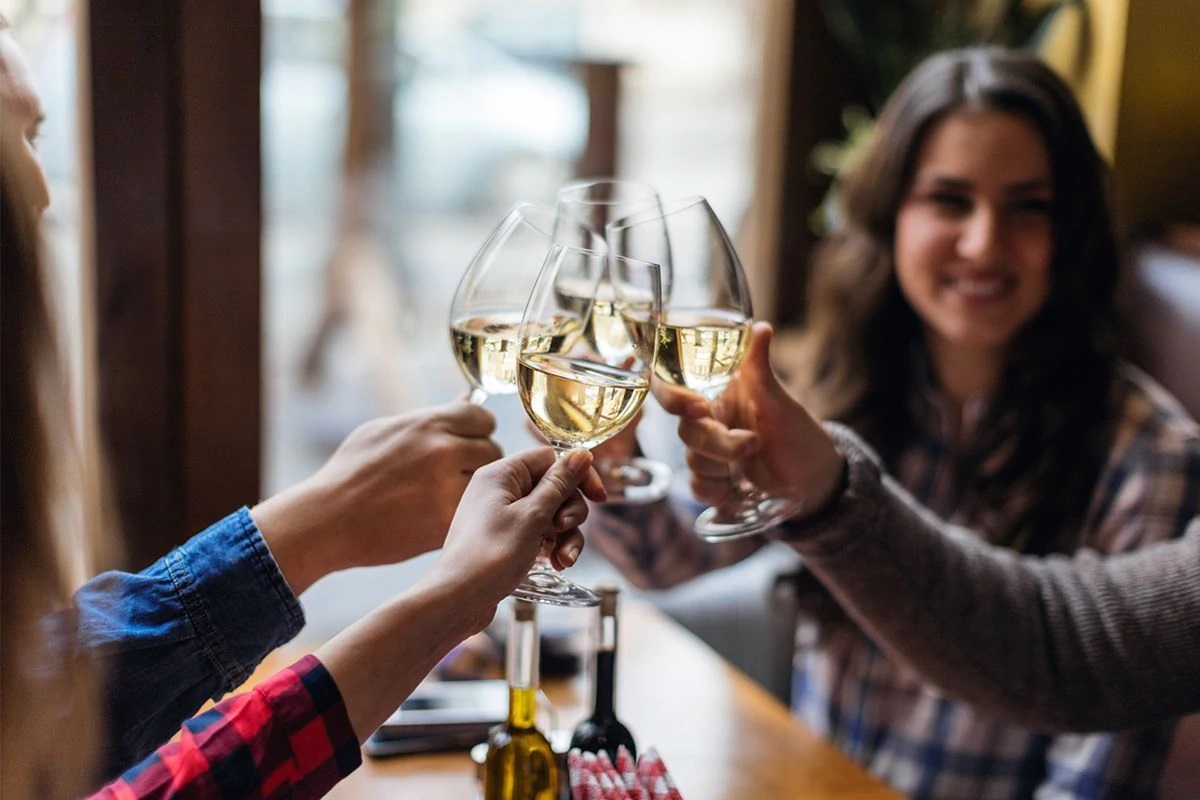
xmin=515 ymin=243 xmax=662 ymax=606
xmin=450 ymin=202 xmax=601 ymax=405
xmin=554 ymin=178 xmax=674 ymax=505
xmin=609 ymin=196 xmax=804 ymax=540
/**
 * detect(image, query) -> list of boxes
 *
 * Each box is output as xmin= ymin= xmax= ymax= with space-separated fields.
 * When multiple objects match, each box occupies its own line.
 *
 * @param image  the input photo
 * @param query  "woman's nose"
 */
xmin=14 ymin=145 xmax=51 ymax=214
xmin=957 ymin=207 xmax=1002 ymax=266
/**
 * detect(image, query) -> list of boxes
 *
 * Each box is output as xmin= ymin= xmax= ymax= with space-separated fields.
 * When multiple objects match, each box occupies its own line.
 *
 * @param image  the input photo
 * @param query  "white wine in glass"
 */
xmin=554 ymin=178 xmax=674 ymax=504
xmin=653 ymin=309 xmax=750 ymax=398
xmin=520 ymin=356 xmax=649 ymax=450
xmin=450 ymin=203 xmax=598 ymax=404
xmin=610 ymin=197 xmax=804 ymax=540
xmin=515 ymin=243 xmax=662 ymax=606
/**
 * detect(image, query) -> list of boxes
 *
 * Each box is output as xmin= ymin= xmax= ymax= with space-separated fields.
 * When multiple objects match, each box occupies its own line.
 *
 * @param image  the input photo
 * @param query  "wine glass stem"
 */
xmin=467 ymin=387 xmax=489 ymax=406
xmin=726 ymin=460 xmax=759 ymax=504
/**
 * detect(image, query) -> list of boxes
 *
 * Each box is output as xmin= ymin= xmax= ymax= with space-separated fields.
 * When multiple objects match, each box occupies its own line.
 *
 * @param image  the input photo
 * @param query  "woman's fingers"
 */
xmin=690 ymin=473 xmax=732 ymax=505
xmin=580 ymin=465 xmax=608 ymax=503
xmin=678 ymin=417 xmax=759 ymax=461
xmin=685 ymin=448 xmax=729 ymax=479
xmin=652 ymin=380 xmax=710 ymax=419
xmin=549 ymin=528 xmax=586 ymax=570
xmin=554 ymin=491 xmax=590 ymax=532
xmin=436 ymin=401 xmax=499 ymax=438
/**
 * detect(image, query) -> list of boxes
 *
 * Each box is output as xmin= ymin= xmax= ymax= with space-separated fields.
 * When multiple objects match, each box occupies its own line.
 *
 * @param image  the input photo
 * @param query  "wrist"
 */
xmin=783 ymin=451 xmax=848 ymax=529
xmin=777 ymin=422 xmax=883 ymax=541
xmin=251 ymin=483 xmax=341 ymax=596
xmin=414 ymin=567 xmax=502 ymax=638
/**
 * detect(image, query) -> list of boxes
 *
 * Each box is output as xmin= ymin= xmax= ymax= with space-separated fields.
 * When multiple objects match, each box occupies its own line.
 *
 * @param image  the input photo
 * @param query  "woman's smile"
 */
xmin=941 ymin=270 xmax=1018 ymax=304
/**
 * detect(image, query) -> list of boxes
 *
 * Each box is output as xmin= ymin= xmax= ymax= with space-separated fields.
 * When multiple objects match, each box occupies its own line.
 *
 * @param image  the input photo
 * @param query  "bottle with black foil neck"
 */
xmin=484 ymin=600 xmax=558 ymax=800
xmin=570 ymin=585 xmax=636 ymax=761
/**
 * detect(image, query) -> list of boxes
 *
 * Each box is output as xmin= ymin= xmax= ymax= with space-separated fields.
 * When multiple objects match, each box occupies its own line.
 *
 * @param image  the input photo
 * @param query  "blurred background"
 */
xmin=7 ymin=1 xmax=1199 ymax=789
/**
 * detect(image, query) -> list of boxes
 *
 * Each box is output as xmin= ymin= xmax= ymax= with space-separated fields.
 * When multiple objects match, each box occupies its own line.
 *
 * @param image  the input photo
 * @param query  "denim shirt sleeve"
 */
xmin=74 ymin=507 xmax=306 ymax=780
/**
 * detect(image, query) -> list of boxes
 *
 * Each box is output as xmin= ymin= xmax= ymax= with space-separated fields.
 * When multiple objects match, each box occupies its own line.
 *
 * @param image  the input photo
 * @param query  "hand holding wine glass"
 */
xmin=660 ymin=322 xmax=847 ymax=519
xmin=515 ymin=243 xmax=663 ymax=605
xmin=609 ymin=196 xmax=805 ymax=540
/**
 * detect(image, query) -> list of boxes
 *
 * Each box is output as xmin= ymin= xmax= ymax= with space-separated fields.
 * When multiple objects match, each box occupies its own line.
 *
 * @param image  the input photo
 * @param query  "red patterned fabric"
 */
xmin=90 ymin=655 xmax=361 ymax=799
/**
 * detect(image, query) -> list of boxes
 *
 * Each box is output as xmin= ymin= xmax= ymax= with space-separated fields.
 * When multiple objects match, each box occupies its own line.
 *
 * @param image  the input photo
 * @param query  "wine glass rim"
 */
xmin=450 ymin=201 xmax=559 ymax=311
xmin=607 ymin=195 xmax=713 ymax=231
xmin=557 ymin=177 xmax=661 ymax=206
xmin=551 ymin=241 xmax=661 ymax=272
xmin=504 ymin=200 xmax=562 ymax=241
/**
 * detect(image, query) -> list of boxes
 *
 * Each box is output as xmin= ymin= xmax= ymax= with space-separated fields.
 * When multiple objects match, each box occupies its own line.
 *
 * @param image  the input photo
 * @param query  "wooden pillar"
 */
xmin=769 ymin=2 xmax=866 ymax=327
xmin=573 ymin=59 xmax=623 ymax=179
xmin=86 ymin=0 xmax=261 ymax=568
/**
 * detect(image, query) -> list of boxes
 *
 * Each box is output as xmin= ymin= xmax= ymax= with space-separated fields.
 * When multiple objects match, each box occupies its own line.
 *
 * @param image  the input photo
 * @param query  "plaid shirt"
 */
xmin=590 ymin=363 xmax=1200 ymax=799
xmin=90 ymin=655 xmax=361 ymax=800
xmin=71 ymin=508 xmax=307 ymax=779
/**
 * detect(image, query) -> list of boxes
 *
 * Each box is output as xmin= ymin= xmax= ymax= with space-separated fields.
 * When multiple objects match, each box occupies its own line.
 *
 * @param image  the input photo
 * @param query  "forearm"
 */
xmin=783 ymin=425 xmax=1200 ymax=730
xmin=77 ymin=509 xmax=304 ymax=777
xmin=316 ymin=575 xmax=488 ymax=742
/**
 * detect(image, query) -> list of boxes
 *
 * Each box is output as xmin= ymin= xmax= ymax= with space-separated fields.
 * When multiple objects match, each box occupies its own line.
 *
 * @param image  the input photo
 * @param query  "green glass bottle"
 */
xmin=484 ymin=600 xmax=558 ymax=800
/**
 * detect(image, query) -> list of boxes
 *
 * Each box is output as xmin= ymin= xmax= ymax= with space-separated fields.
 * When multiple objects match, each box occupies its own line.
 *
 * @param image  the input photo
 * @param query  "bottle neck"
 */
xmin=591 ymin=614 xmax=617 ymax=719
xmin=508 ymin=685 xmax=539 ymax=729
xmin=506 ymin=614 xmax=540 ymax=729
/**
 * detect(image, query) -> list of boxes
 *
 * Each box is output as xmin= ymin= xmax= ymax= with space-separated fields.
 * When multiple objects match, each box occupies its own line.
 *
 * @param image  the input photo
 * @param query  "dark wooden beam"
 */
xmin=87 ymin=1 xmax=261 ymax=568
xmin=573 ymin=59 xmax=622 ymax=179
xmin=772 ymin=3 xmax=867 ymax=327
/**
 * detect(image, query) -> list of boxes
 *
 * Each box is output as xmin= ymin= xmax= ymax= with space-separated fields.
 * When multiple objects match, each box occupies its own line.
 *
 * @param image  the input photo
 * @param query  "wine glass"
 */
xmin=555 ymin=178 xmax=674 ymax=504
xmin=450 ymin=203 xmax=601 ymax=405
xmin=515 ymin=243 xmax=663 ymax=606
xmin=609 ymin=196 xmax=804 ymax=540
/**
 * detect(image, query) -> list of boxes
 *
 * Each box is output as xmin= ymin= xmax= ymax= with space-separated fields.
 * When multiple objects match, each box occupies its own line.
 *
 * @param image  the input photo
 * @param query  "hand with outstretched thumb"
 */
xmin=676 ymin=322 xmax=844 ymax=515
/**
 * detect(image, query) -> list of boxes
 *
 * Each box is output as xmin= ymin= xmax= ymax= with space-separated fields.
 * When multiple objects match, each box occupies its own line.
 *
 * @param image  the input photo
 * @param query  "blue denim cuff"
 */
xmin=166 ymin=507 xmax=306 ymax=687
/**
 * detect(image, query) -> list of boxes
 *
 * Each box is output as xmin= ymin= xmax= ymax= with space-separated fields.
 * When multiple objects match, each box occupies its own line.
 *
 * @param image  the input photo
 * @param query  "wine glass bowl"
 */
xmin=609 ymin=196 xmax=804 ymax=540
xmin=653 ymin=308 xmax=750 ymax=400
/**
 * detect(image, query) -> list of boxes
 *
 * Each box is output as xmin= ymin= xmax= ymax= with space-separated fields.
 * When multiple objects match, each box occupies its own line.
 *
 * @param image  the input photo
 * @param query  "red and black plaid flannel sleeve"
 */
xmin=90 ymin=654 xmax=361 ymax=800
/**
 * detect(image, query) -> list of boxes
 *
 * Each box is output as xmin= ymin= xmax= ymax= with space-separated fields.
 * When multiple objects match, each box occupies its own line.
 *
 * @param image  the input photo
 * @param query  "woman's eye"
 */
xmin=25 ymin=128 xmax=40 ymax=150
xmin=1014 ymin=198 xmax=1053 ymax=215
xmin=928 ymin=192 xmax=970 ymax=212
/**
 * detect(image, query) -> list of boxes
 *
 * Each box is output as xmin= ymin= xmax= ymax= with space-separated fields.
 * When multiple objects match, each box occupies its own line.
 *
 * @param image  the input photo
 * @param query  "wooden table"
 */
xmin=250 ymin=602 xmax=900 ymax=799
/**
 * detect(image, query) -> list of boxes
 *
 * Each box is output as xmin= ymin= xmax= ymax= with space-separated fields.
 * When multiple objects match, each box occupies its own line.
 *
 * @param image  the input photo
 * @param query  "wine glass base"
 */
xmin=693 ymin=494 xmax=806 ymax=542
xmin=511 ymin=565 xmax=601 ymax=608
xmin=596 ymin=457 xmax=674 ymax=506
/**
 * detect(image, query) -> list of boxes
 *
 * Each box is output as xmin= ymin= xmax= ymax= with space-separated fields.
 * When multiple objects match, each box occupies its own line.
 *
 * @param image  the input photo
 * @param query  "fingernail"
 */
xmin=564 ymin=546 xmax=581 ymax=566
xmin=564 ymin=449 xmax=591 ymax=476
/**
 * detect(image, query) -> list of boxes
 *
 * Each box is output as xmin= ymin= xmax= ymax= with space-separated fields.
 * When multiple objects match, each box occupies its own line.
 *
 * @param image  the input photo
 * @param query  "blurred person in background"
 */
xmin=1 ymin=17 xmax=601 ymax=798
xmin=590 ymin=46 xmax=1200 ymax=798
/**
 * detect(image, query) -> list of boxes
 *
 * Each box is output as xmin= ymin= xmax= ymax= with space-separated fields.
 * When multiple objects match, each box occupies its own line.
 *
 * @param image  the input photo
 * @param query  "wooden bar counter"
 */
xmin=245 ymin=601 xmax=900 ymax=799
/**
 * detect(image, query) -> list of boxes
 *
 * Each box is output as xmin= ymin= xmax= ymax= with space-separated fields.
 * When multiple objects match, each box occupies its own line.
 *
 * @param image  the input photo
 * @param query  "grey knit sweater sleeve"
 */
xmin=779 ymin=423 xmax=1200 ymax=732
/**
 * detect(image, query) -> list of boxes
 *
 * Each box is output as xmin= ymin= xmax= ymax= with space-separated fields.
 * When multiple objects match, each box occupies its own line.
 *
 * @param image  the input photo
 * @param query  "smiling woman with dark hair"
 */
xmin=797 ymin=46 xmax=1123 ymax=558
xmin=589 ymin=47 xmax=1200 ymax=798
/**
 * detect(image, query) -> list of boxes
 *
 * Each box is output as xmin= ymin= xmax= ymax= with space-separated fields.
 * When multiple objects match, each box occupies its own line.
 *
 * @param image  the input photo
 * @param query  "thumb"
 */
xmin=523 ymin=450 xmax=592 ymax=515
xmin=742 ymin=322 xmax=785 ymax=398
